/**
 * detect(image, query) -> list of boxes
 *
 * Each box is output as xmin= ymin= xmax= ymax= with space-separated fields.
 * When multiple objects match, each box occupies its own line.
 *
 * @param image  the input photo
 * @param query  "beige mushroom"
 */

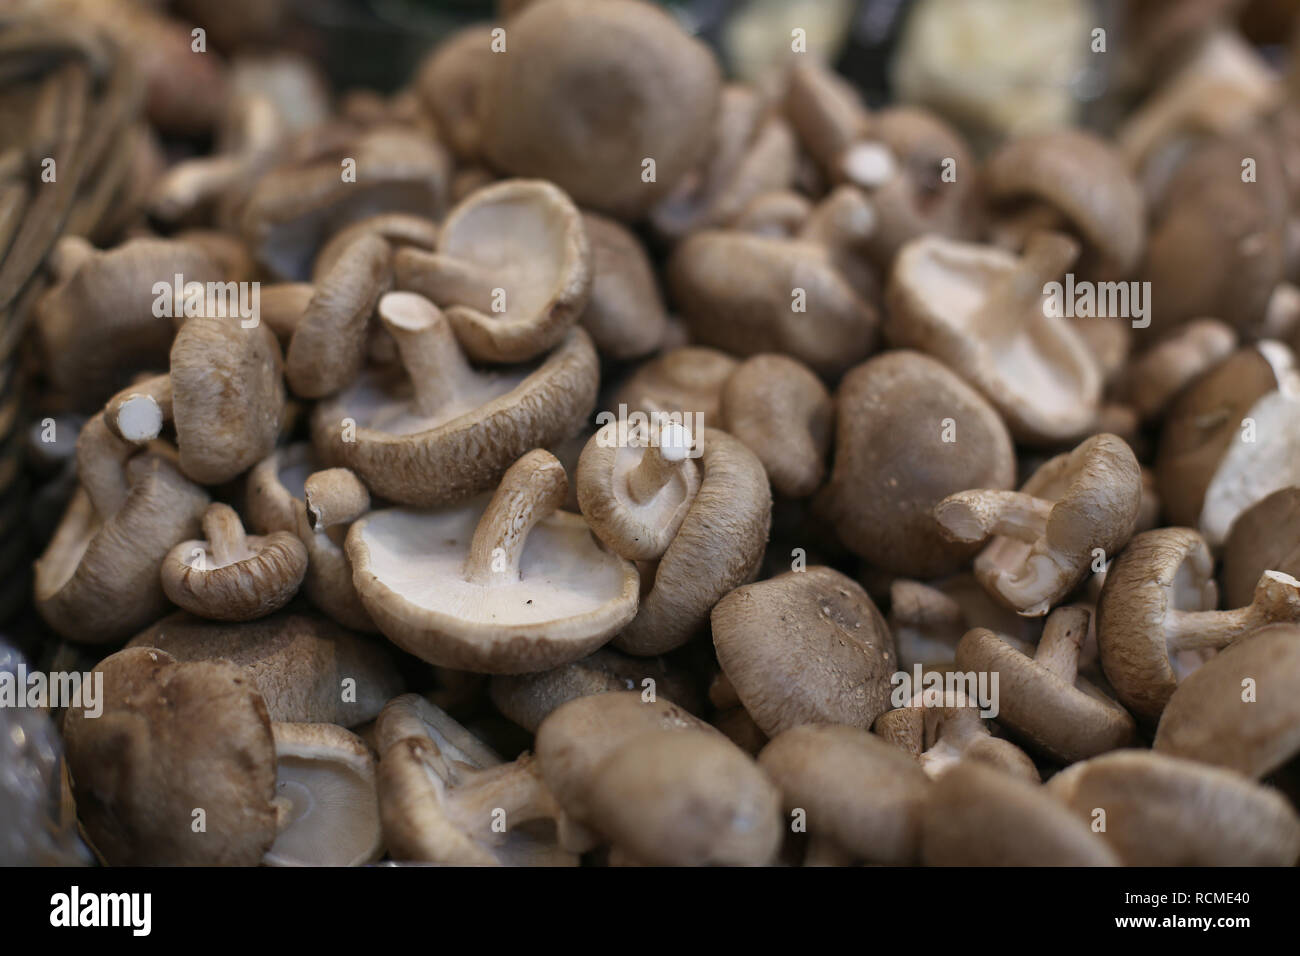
xmin=577 ymin=211 xmax=668 ymax=360
xmin=608 ymin=346 xmax=738 ymax=428
xmin=1221 ymin=486 xmax=1300 ymax=609
xmin=1120 ymin=318 xmax=1237 ymax=422
xmin=412 ymin=24 xmax=495 ymax=162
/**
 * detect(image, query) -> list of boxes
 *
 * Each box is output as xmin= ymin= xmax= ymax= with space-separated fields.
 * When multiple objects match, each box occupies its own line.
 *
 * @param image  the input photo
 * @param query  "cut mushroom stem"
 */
xmin=464 ymin=449 xmax=568 ymax=585
xmin=973 ymin=231 xmax=1079 ymax=340
xmin=1033 ymin=605 xmax=1091 ymax=685
xmin=377 ymin=291 xmax=479 ymax=418
xmin=935 ymin=489 xmax=1054 ymax=543
xmin=304 ymin=468 xmax=370 ymax=531
xmin=626 ymin=423 xmax=692 ymax=504
xmin=105 ymin=374 xmax=173 ymax=444
xmin=1163 ymin=571 xmax=1300 ymax=653
xmin=203 ymin=503 xmax=253 ymax=567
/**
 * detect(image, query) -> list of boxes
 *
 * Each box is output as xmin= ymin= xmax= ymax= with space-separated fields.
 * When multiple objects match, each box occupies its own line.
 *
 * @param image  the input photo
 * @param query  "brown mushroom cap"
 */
xmin=758 ymin=724 xmax=931 ymax=865
xmin=348 ymin=449 xmax=638 ymax=673
xmin=983 ymin=129 xmax=1146 ymax=280
xmin=578 ymin=211 xmax=667 ymax=359
xmin=582 ymin=728 xmax=782 ymax=866
xmin=1097 ymin=527 xmax=1300 ymax=723
xmin=956 ymin=608 xmax=1137 ymax=764
xmin=127 ymin=610 xmax=401 ymax=726
xmin=62 ymin=647 xmax=278 ymax=865
xmin=476 ymin=0 xmax=722 ymax=219
xmin=712 ymin=566 xmax=896 ymax=736
xmin=1222 ymin=486 xmax=1300 ymax=609
xmin=1047 ymin=749 xmax=1300 ymax=866
xmin=609 ymin=346 xmax=738 ymax=427
xmin=161 ymin=503 xmax=307 ymax=621
xmin=818 ymin=350 xmax=1016 ymax=579
xmin=886 ymin=232 xmax=1102 ymax=444
xmin=575 ymin=421 xmax=701 ymax=562
xmin=1121 ymin=318 xmax=1237 ymax=422
xmin=720 ymin=354 xmax=832 ymax=498
xmin=613 ymin=428 xmax=770 ymax=655
xmin=919 ymin=761 xmax=1119 ymax=866
xmin=413 ymin=24 xmax=494 ymax=161
xmin=395 ymin=179 xmax=592 ymax=363
xmin=312 ymin=292 xmax=598 ymax=507
xmin=1154 ymin=623 xmax=1300 ymax=778
xmin=937 ymin=433 xmax=1143 ymax=616
xmin=34 ymin=453 xmax=209 ymax=643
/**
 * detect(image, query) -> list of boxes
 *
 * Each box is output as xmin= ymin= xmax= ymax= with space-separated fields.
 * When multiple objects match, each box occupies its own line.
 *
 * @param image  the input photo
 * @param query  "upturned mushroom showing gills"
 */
xmin=312 ymin=291 xmax=598 ymax=507
xmin=1097 ymin=527 xmax=1300 ymax=723
xmin=348 ymin=449 xmax=638 ymax=673
xmin=395 ymin=179 xmax=592 ymax=364
xmin=886 ymin=232 xmax=1103 ymax=444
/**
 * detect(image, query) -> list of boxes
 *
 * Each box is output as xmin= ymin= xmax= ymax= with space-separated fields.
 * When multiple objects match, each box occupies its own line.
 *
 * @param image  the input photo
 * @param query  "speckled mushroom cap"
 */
xmin=311 ymin=291 xmax=598 ymax=507
xmin=937 ymin=433 xmax=1143 ymax=616
xmin=347 ymin=449 xmax=638 ymax=673
xmin=61 ymin=647 xmax=279 ymax=865
xmin=127 ymin=610 xmax=402 ymax=727
xmin=667 ymin=228 xmax=880 ymax=378
xmin=395 ymin=179 xmax=592 ymax=363
xmin=575 ymin=421 xmax=700 ymax=561
xmin=171 ymin=315 xmax=285 ymax=485
xmin=983 ymin=129 xmax=1146 ymax=280
xmin=161 ymin=503 xmax=307 ymax=621
xmin=34 ymin=454 xmax=209 ymax=643
xmin=476 ymin=0 xmax=722 ymax=219
xmin=817 ymin=350 xmax=1016 ymax=579
xmin=720 ymin=354 xmax=832 ymax=498
xmin=758 ymin=724 xmax=931 ymax=865
xmin=1154 ymin=623 xmax=1300 ymax=779
xmin=612 ymin=428 xmax=770 ymax=656
xmin=956 ymin=608 xmax=1137 ymax=764
xmin=609 ymin=346 xmax=738 ymax=427
xmin=885 ymin=233 xmax=1102 ymax=444
xmin=1097 ymin=527 xmax=1300 ymax=723
xmin=712 ymin=566 xmax=896 ymax=736
xmin=919 ymin=761 xmax=1119 ymax=866
xmin=1047 ymin=749 xmax=1300 ymax=866
xmin=1222 ymin=487 xmax=1300 ymax=609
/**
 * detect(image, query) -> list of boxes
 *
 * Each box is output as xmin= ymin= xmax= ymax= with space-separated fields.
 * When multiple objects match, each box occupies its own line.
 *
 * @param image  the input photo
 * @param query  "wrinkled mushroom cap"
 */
xmin=712 ymin=566 xmax=896 ymax=736
xmin=62 ymin=647 xmax=278 ymax=865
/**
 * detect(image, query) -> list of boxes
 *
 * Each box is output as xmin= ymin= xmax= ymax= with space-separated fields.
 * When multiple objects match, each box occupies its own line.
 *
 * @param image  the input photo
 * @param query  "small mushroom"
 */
xmin=1153 ymin=623 xmax=1300 ymax=780
xmin=127 ymin=610 xmax=401 ymax=726
xmin=159 ymin=503 xmax=307 ymax=621
xmin=1047 ymin=750 xmax=1300 ymax=866
xmin=609 ymin=346 xmax=738 ymax=427
xmin=62 ymin=647 xmax=279 ymax=865
xmin=935 ymin=433 xmax=1142 ymax=616
xmin=711 ymin=566 xmax=895 ymax=736
xmin=395 ymin=179 xmax=592 ymax=364
xmin=1221 ymin=486 xmax=1300 ymax=609
xmin=577 ymin=211 xmax=667 ymax=360
xmin=265 ymin=722 xmax=383 ymax=867
xmin=575 ymin=421 xmax=700 ymax=562
xmin=758 ymin=724 xmax=931 ymax=866
xmin=1097 ymin=527 xmax=1300 ymax=723
xmin=955 ymin=606 xmax=1137 ymax=763
xmin=612 ymin=428 xmax=770 ymax=656
xmin=312 ymin=291 xmax=597 ymax=507
xmin=348 ymin=449 xmax=638 ymax=673
xmin=886 ymin=232 xmax=1103 ymax=444
xmin=476 ymin=0 xmax=721 ymax=218
xmin=817 ymin=350 xmax=1016 ymax=579
xmin=919 ymin=761 xmax=1119 ymax=867
xmin=720 ymin=354 xmax=832 ymax=498
xmin=1120 ymin=318 xmax=1237 ymax=422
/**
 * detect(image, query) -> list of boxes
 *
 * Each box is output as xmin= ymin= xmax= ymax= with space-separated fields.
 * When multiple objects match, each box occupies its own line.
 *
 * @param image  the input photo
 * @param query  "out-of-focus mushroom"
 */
xmin=413 ymin=24 xmax=495 ymax=162
xmin=1121 ymin=318 xmax=1237 ymax=422
xmin=1221 ymin=486 xmax=1300 ymax=609
xmin=577 ymin=212 xmax=667 ymax=360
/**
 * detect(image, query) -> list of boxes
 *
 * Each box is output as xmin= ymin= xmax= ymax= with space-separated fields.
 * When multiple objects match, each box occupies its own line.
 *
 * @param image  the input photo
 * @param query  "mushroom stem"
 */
xmin=464 ymin=450 xmax=568 ymax=585
xmin=1033 ymin=606 xmax=1090 ymax=684
xmin=377 ymin=291 xmax=480 ymax=418
xmin=442 ymin=756 xmax=561 ymax=842
xmin=203 ymin=503 xmax=252 ymax=567
xmin=973 ymin=230 xmax=1078 ymax=340
xmin=105 ymin=374 xmax=173 ymax=443
xmin=625 ymin=424 xmax=692 ymax=504
xmin=934 ymin=489 xmax=1053 ymax=544
xmin=1164 ymin=571 xmax=1300 ymax=653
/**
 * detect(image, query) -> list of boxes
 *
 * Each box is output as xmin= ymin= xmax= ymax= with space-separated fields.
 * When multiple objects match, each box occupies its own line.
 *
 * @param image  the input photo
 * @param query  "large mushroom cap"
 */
xmin=312 ymin=293 xmax=598 ymax=507
xmin=758 ymin=724 xmax=931 ymax=865
xmin=1047 ymin=749 xmax=1300 ymax=866
xmin=348 ymin=449 xmax=638 ymax=673
xmin=712 ymin=566 xmax=896 ymax=736
xmin=62 ymin=647 xmax=278 ymax=865
xmin=477 ymin=0 xmax=722 ymax=218
xmin=396 ymin=179 xmax=592 ymax=363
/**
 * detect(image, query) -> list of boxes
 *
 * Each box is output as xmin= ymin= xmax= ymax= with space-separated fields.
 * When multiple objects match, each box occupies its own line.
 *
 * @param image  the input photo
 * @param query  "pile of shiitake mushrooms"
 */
xmin=11 ymin=0 xmax=1300 ymax=866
